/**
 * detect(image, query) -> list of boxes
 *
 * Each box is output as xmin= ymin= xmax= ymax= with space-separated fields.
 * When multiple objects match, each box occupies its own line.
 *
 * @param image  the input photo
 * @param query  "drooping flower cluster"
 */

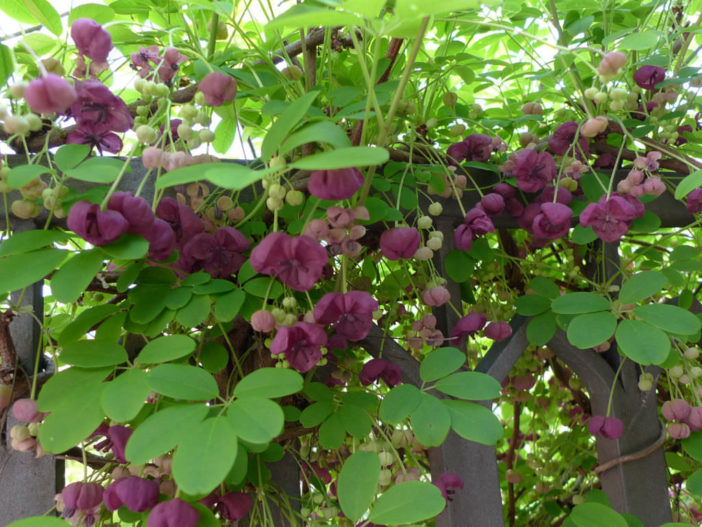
xmin=661 ymin=399 xmax=702 ymax=439
xmin=407 ymin=314 xmax=444 ymax=350
xmin=579 ymin=193 xmax=645 ymax=242
xmin=314 ymin=291 xmax=378 ymax=345
xmin=270 ymin=321 xmax=328 ymax=372
xmin=617 ymin=152 xmax=666 ymax=197
xmin=103 ymin=476 xmax=160 ymax=513
xmin=454 ymin=208 xmax=494 ymax=251
xmin=304 ymin=206 xmax=369 ymax=257
xmin=447 ymin=133 xmax=504 ymax=165
xmin=71 ymin=18 xmax=112 ymax=76
xmin=59 ymin=481 xmax=104 ymax=527
xmin=142 ymin=147 xmax=218 ymax=172
xmin=130 ymin=46 xmax=188 ymax=84
xmin=198 ymin=71 xmax=238 ymax=106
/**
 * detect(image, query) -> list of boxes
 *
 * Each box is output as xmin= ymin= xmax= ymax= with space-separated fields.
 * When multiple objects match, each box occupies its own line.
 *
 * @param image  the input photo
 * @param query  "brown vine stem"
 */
xmin=593 ymin=424 xmax=667 ymax=475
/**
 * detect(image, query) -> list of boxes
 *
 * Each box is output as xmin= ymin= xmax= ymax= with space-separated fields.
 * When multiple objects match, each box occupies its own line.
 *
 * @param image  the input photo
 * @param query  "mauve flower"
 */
xmin=598 ymin=51 xmax=627 ymax=76
xmin=107 ymin=192 xmax=154 ymax=233
xmin=270 ymin=322 xmax=327 ymax=373
xmin=379 ymin=227 xmax=421 ymax=260
xmin=686 ymin=407 xmax=702 ymax=432
xmin=687 ymin=188 xmax=702 ymax=214
xmin=532 ymin=203 xmax=572 ymax=240
xmin=71 ymin=19 xmax=112 ymax=63
xmin=130 ymin=45 xmax=160 ymax=78
xmin=512 ymin=374 xmax=535 ymax=391
xmin=480 ymin=193 xmax=505 ymax=215
xmin=66 ymin=121 xmax=123 ymax=154
xmin=25 ymin=74 xmax=77 ymax=114
xmin=93 ymin=425 xmax=132 ymax=463
xmin=156 ymin=197 xmax=204 ymax=247
xmin=72 ymin=80 xmax=133 ymax=133
xmin=308 ymin=168 xmax=364 ymax=201
xmin=662 ymin=399 xmax=691 ymax=421
xmin=454 ymin=224 xmax=473 ymax=251
xmin=451 ymin=313 xmax=486 ymax=343
xmin=359 ymin=358 xmax=402 ymax=387
xmin=537 ymin=185 xmax=572 ymax=206
xmin=447 ymin=134 xmax=493 ymax=165
xmin=434 ymin=472 xmax=464 ymax=501
xmin=588 ymin=415 xmax=623 ymax=440
xmin=148 ymin=498 xmax=200 ymax=527
xmin=158 ymin=48 xmax=188 ymax=84
xmin=484 ymin=321 xmax=512 ymax=341
xmin=549 ymin=121 xmax=589 ymax=157
xmin=198 ymin=72 xmax=237 ymax=106
xmin=633 ymin=66 xmax=665 ymax=90
xmin=464 ymin=207 xmax=494 ymax=236
xmin=104 ymin=477 xmax=159 ymax=512
xmin=422 ymin=286 xmax=451 ymax=307
xmin=447 ymin=141 xmax=469 ymax=164
xmin=182 ymin=227 xmax=250 ymax=278
xmin=314 ymin=291 xmax=378 ymax=341
xmin=218 ymin=492 xmax=252 ymax=521
xmin=145 ymin=218 xmax=177 ymax=261
xmin=250 ymin=232 xmax=328 ymax=292
xmin=579 ymin=193 xmax=644 ymax=242
xmin=251 ymin=309 xmax=276 ymax=332
xmin=511 ymin=149 xmax=556 ymax=193
xmin=62 ymin=482 xmax=104 ymax=520
xmin=68 ymin=201 xmax=129 ymax=246
xmin=668 ymin=422 xmax=691 ymax=440
xmin=594 ymin=152 xmax=617 ymax=169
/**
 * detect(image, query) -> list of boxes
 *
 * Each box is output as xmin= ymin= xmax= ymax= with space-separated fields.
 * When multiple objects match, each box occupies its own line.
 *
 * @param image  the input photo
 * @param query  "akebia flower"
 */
xmin=532 ymin=203 xmax=572 ymax=240
xmin=66 ymin=121 xmax=123 ymax=154
xmin=250 ymin=232 xmax=328 ymax=291
xmin=359 ymin=358 xmax=402 ymax=387
xmin=511 ymin=149 xmax=557 ymax=193
xmin=422 ymin=285 xmax=451 ymax=307
xmin=662 ymin=399 xmax=691 ymax=422
xmin=598 ymin=51 xmax=627 ymax=76
xmin=68 ymin=201 xmax=129 ymax=246
xmin=198 ymin=72 xmax=237 ymax=106
xmin=454 ymin=208 xmax=494 ymax=251
xmin=71 ymin=80 xmax=133 ymax=133
xmin=93 ymin=424 xmax=133 ymax=463
xmin=480 ymin=193 xmax=505 ymax=216
xmin=212 ymin=492 xmax=252 ymax=521
xmin=687 ymin=188 xmax=702 ymax=214
xmin=71 ymin=18 xmax=113 ymax=63
xmin=12 ymin=398 xmax=45 ymax=422
xmin=308 ymin=167 xmax=364 ymax=201
xmin=156 ymin=197 xmax=204 ymax=248
xmin=485 ymin=321 xmax=512 ymax=341
xmin=451 ymin=312 xmax=487 ymax=343
xmin=379 ymin=227 xmax=421 ymax=260
xmin=25 ymin=74 xmax=77 ymax=114
xmin=548 ymin=121 xmax=589 ymax=157
xmin=148 ymin=498 xmax=200 ymax=527
xmin=633 ymin=65 xmax=666 ymax=90
xmin=314 ymin=291 xmax=378 ymax=341
xmin=107 ymin=192 xmax=154 ymax=233
xmin=447 ymin=133 xmax=493 ymax=164
xmin=270 ymin=322 xmax=328 ymax=372
xmin=182 ymin=227 xmax=250 ymax=278
xmin=104 ymin=477 xmax=159 ymax=512
xmin=130 ymin=45 xmax=160 ymax=78
xmin=588 ymin=415 xmax=623 ymax=440
xmin=579 ymin=193 xmax=644 ymax=242
xmin=158 ymin=48 xmax=188 ymax=84
xmin=434 ymin=472 xmax=464 ymax=501
xmin=62 ymin=482 xmax=104 ymax=526
xmin=144 ymin=218 xmax=177 ymax=261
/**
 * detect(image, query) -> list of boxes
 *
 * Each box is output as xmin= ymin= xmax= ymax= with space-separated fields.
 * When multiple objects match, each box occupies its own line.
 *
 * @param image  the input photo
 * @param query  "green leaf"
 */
xmin=99 ymin=234 xmax=149 ymax=260
xmin=172 ymin=416 xmax=238 ymax=495
xmin=136 ymin=335 xmax=196 ymax=364
xmin=176 ymin=294 xmax=211 ymax=327
xmin=279 ymin=120 xmax=351 ymax=154
xmin=267 ymin=5 xmax=362 ymax=30
xmin=146 ymin=364 xmax=219 ymax=400
xmin=395 ymin=0 xmax=485 ymax=17
xmin=164 ymin=287 xmax=192 ymax=310
xmin=101 ymin=369 xmax=151 ymax=423
xmin=300 ymin=400 xmax=335 ymax=427
xmin=339 ymin=403 xmax=372 ymax=438
xmin=551 ymin=292 xmax=610 ymax=314
xmin=68 ymin=3 xmax=115 ymax=24
xmin=434 ymin=371 xmax=501 ymax=400
xmin=683 ymin=431 xmax=702 ymax=463
xmin=369 ymin=481 xmax=446 ymax=525
xmin=380 ymin=384 xmax=422 ymax=424
xmin=6 ymin=165 xmax=53 ymax=189
xmin=343 ymin=0 xmax=385 ymax=17
xmin=261 ymin=91 xmax=319 ymax=161
xmin=443 ymin=399 xmax=503 ymax=445
xmin=618 ymin=30 xmax=662 ymax=51
xmin=686 ymin=470 xmax=702 ymax=498
xmin=199 ymin=342 xmax=228 ymax=373
xmin=304 ymin=382 xmax=333 ymax=401
xmin=66 ymin=157 xmax=125 ymax=183
xmin=571 ymin=224 xmax=599 ymax=244
xmin=290 ymin=147 xmax=389 ymax=170
xmin=125 ymin=404 xmax=209 ymax=465
xmin=515 ymin=294 xmax=550 ymax=316
xmin=227 ymin=396 xmax=284 ymax=444
xmin=213 ymin=119 xmax=236 ymax=154
xmin=214 ymin=289 xmax=245 ymax=322
xmin=567 ymin=312 xmax=617 ymax=349
xmin=204 ymin=164 xmax=270 ymax=190
xmin=60 ymin=340 xmax=128 ymax=368
xmin=0 ymin=0 xmax=38 ymax=24
xmin=569 ymin=502 xmax=627 ymax=527
xmin=633 ymin=304 xmax=701 ymax=336
xmin=37 ymin=367 xmax=113 ymax=412
xmin=0 ymin=230 xmax=68 ymax=256
xmin=409 ymin=393 xmax=451 ymax=447
xmin=615 ymin=319 xmax=670 ymax=365
xmin=54 ymin=144 xmax=91 ymax=172
xmin=7 ymin=517 xmax=73 ymax=526
xmin=319 ymin=412 xmax=346 ymax=449
xmin=619 ymin=271 xmax=667 ymax=304
xmin=444 ymin=250 xmax=475 ymax=282
xmin=50 ymin=250 xmax=104 ymax=303
xmin=419 ymin=347 xmax=465 ymax=382
xmin=234 ymin=367 xmax=304 ymax=399
xmin=528 ymin=277 xmax=560 ymax=299
xmin=338 ymin=451 xmax=381 ymax=522
xmin=0 ymin=44 xmax=12 ymax=87
xmin=25 ymin=0 xmax=62 ymax=35
xmin=527 ymin=311 xmax=557 ymax=345
xmin=0 ymin=248 xmax=66 ymax=295
xmin=674 ymin=170 xmax=702 ymax=200
xmin=243 ymin=277 xmax=283 ymax=299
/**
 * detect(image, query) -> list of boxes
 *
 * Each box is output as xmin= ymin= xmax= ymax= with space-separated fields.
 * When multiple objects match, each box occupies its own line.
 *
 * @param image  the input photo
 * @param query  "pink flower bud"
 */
xmin=484 ymin=321 xmax=512 ymax=341
xmin=422 ymin=285 xmax=451 ymax=306
xmin=251 ymin=310 xmax=276 ymax=333
xmin=512 ymin=374 xmax=535 ymax=391
xmin=629 ymin=185 xmax=645 ymax=198
xmin=580 ymin=116 xmax=608 ymax=138
xmin=616 ymin=180 xmax=632 ymax=194
xmin=12 ymin=398 xmax=44 ymax=423
xmin=662 ymin=399 xmax=691 ymax=421
xmin=25 ymin=74 xmax=77 ymax=115
xmin=643 ymin=177 xmax=665 ymax=196
xmin=304 ymin=219 xmax=329 ymax=239
xmin=480 ymin=193 xmax=505 ymax=215
xmin=668 ymin=421 xmax=691 ymax=440
xmin=422 ymin=314 xmax=437 ymax=329
xmin=588 ymin=415 xmax=624 ymax=439
xmin=686 ymin=407 xmax=702 ymax=432
xmin=598 ymin=51 xmax=627 ymax=76
xmin=142 ymin=147 xmax=164 ymax=170
xmin=198 ymin=72 xmax=237 ymax=106
xmin=71 ymin=18 xmax=113 ymax=63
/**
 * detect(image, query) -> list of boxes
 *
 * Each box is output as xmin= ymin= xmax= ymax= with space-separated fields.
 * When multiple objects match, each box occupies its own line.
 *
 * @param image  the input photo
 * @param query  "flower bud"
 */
xmin=521 ymin=102 xmax=543 ymax=115
xmin=251 ymin=310 xmax=276 ymax=333
xmin=281 ymin=65 xmax=304 ymax=81
xmin=413 ymin=246 xmax=433 ymax=260
xmin=417 ymin=216 xmax=432 ymax=229
xmin=449 ymin=124 xmax=466 ymax=137
xmin=443 ymin=92 xmax=458 ymax=107
xmin=428 ymin=202 xmax=443 ymax=215
xmin=286 ymin=190 xmax=304 ymax=206
xmin=426 ymin=237 xmax=442 ymax=251
xmin=668 ymin=421 xmax=691 ymax=440
xmin=580 ymin=116 xmax=608 ymax=138
xmin=662 ymin=399 xmax=691 ymax=421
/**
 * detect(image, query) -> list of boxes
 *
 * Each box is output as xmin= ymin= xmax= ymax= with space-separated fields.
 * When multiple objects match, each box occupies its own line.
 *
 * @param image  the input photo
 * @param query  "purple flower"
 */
xmin=451 ymin=313 xmax=487 ymax=343
xmin=93 ymin=425 xmax=132 ymax=463
xmin=662 ymin=399 xmax=691 ymax=422
xmin=148 ymin=498 xmax=200 ymax=527
xmin=359 ymin=358 xmax=402 ymax=387
xmin=422 ymin=285 xmax=451 ymax=307
xmin=379 ymin=227 xmax=421 ymax=260
xmin=454 ymin=208 xmax=494 ymax=251
xmin=217 ymin=492 xmax=252 ymax=521
xmin=549 ymin=121 xmax=589 ymax=157
xmin=104 ymin=477 xmax=159 ymax=512
xmin=158 ymin=48 xmax=188 ymax=84
xmin=156 ymin=197 xmax=204 ymax=248
xmin=314 ymin=291 xmax=378 ymax=341
xmin=108 ymin=192 xmax=155 ymax=233
xmin=480 ymin=193 xmax=505 ymax=215
xmin=25 ymin=74 xmax=77 ymax=114
xmin=71 ymin=18 xmax=112 ymax=63
xmin=270 ymin=322 xmax=328 ymax=372
xmin=484 ymin=321 xmax=512 ymax=341
xmin=511 ymin=149 xmax=556 ymax=193
xmin=66 ymin=121 xmax=123 ymax=154
xmin=145 ymin=218 xmax=177 ymax=261
xmin=579 ymin=193 xmax=644 ymax=242
xmin=250 ymin=232 xmax=328 ymax=292
xmin=434 ymin=472 xmax=464 ymax=501
xmin=588 ymin=415 xmax=623 ymax=440
xmin=71 ymin=80 xmax=133 ymax=133
xmin=182 ymin=227 xmax=250 ymax=278
xmin=537 ymin=185 xmax=572 ymax=205
xmin=532 ymin=203 xmax=572 ymax=240
xmin=198 ymin=72 xmax=237 ymax=106
xmin=130 ymin=45 xmax=160 ymax=78
xmin=633 ymin=66 xmax=665 ymax=90
xmin=68 ymin=201 xmax=129 ymax=246
xmin=447 ymin=134 xmax=493 ymax=164
xmin=687 ymin=188 xmax=702 ymax=214
xmin=62 ymin=482 xmax=103 ymax=525
xmin=308 ymin=167 xmax=364 ymax=201
xmin=454 ymin=224 xmax=473 ymax=251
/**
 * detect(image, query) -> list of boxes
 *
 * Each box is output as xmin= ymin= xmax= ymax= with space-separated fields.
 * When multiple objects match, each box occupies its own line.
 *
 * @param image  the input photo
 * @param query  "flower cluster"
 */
xmin=200 ymin=490 xmax=253 ymax=522
xmin=580 ymin=193 xmax=645 ymax=242
xmin=59 ymin=482 xmax=104 ymax=527
xmin=131 ymin=45 xmax=188 ymax=84
xmin=661 ymin=399 xmax=702 ymax=439
xmin=454 ymin=208 xmax=495 ymax=251
xmin=447 ymin=133 xmax=504 ymax=165
xmin=304 ymin=206 xmax=369 ymax=257
xmin=314 ymin=291 xmax=378 ymax=345
xmin=270 ymin=321 xmax=328 ymax=372
xmin=198 ymin=71 xmax=238 ymax=106
xmin=407 ymin=314 xmax=444 ymax=350
xmin=71 ymin=18 xmax=112 ymax=76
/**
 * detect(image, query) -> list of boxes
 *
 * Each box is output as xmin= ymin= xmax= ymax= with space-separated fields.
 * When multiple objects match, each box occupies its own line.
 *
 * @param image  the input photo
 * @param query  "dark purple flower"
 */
xmin=71 ymin=80 xmax=133 ymax=133
xmin=250 ymin=232 xmax=328 ymax=292
xmin=549 ymin=121 xmax=589 ymax=157
xmin=532 ymin=203 xmax=572 ymax=240
xmin=446 ymin=141 xmax=469 ymax=165
xmin=537 ymin=185 xmax=572 ymax=206
xmin=93 ymin=425 xmax=132 ymax=463
xmin=451 ymin=313 xmax=487 ymax=343
xmin=479 ymin=193 xmax=505 ymax=215
xmin=630 ymin=101 xmax=658 ymax=121
xmin=314 ymin=291 xmax=378 ymax=341
xmin=579 ymin=193 xmax=644 ymax=242
xmin=25 ymin=74 xmax=77 ymax=115
xmin=517 ymin=203 xmax=541 ymax=232
xmin=447 ymin=134 xmax=493 ymax=165
xmin=464 ymin=207 xmax=494 ymax=236
xmin=156 ymin=197 xmax=204 ymax=248
xmin=511 ymin=149 xmax=556 ymax=193
xmin=148 ymin=498 xmax=200 ymax=527
xmin=71 ymin=18 xmax=112 ymax=63
xmin=62 ymin=482 xmax=103 ymax=522
xmin=182 ymin=227 xmax=250 ymax=278
xmin=158 ymin=48 xmax=188 ymax=84
xmin=108 ymin=192 xmax=155 ymax=233
xmin=686 ymin=188 xmax=702 ymax=214
xmin=676 ymin=124 xmax=693 ymax=146
xmin=104 ymin=477 xmax=159 ymax=512
xmin=144 ymin=218 xmax=177 ymax=261
xmin=66 ymin=121 xmax=123 ymax=154
xmin=633 ymin=66 xmax=666 ymax=90
xmin=198 ymin=72 xmax=237 ymax=106
xmin=308 ymin=167 xmax=364 ymax=201
xmin=594 ymin=152 xmax=617 ymax=169
xmin=270 ymin=322 xmax=328 ymax=373
xmin=359 ymin=358 xmax=402 ymax=387
xmin=201 ymin=491 xmax=252 ymax=522
xmin=453 ymin=224 xmax=473 ymax=251
xmin=434 ymin=472 xmax=464 ymax=501
xmin=379 ymin=227 xmax=421 ymax=260
xmin=588 ymin=415 xmax=623 ymax=440
xmin=484 ymin=321 xmax=512 ymax=341
xmin=68 ymin=201 xmax=129 ymax=246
